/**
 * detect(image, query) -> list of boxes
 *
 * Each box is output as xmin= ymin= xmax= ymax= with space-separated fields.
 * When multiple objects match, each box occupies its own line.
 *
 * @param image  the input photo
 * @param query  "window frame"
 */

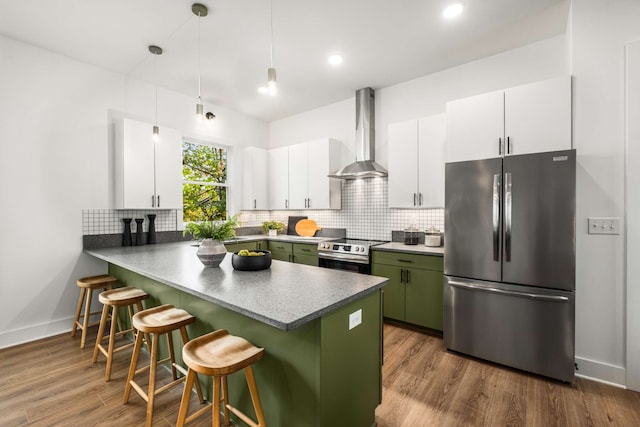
xmin=182 ymin=138 xmax=230 ymax=222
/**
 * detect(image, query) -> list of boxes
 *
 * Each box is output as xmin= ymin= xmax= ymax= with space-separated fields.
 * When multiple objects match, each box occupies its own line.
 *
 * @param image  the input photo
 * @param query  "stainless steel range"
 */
xmin=317 ymin=239 xmax=386 ymax=274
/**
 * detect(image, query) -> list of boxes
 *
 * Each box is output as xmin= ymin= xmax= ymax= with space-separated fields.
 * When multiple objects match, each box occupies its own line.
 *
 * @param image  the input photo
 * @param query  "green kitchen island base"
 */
xmin=110 ymin=265 xmax=382 ymax=427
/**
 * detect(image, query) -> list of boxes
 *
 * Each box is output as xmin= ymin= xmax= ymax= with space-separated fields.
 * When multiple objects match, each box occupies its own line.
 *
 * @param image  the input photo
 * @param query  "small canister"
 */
xmin=424 ymin=226 xmax=442 ymax=247
xmin=403 ymin=226 xmax=419 ymax=245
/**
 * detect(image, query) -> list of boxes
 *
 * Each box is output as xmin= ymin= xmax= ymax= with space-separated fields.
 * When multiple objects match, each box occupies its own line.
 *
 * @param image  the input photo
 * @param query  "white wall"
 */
xmin=270 ymin=35 xmax=567 ymax=169
xmin=0 ymin=34 xmax=268 ymax=347
xmin=570 ymin=0 xmax=640 ymax=389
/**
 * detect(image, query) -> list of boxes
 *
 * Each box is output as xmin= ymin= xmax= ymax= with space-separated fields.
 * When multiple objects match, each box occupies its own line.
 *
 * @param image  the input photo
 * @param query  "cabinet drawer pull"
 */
xmin=397 ymin=259 xmax=413 ymax=263
xmin=301 ymin=248 xmax=311 ymax=252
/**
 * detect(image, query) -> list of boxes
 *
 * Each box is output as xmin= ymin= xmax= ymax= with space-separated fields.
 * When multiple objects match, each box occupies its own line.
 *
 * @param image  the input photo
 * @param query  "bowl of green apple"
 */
xmin=231 ymin=249 xmax=272 ymax=271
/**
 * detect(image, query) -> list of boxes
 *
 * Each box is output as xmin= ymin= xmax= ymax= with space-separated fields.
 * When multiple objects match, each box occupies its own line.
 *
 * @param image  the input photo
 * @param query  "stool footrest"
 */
xmin=227 ymin=403 xmax=260 ymax=427
xmin=128 ymin=381 xmax=149 ymax=403
xmin=184 ymin=402 xmax=212 ymax=423
xmin=96 ymin=341 xmax=135 ymax=358
xmin=154 ymin=377 xmax=185 ymax=395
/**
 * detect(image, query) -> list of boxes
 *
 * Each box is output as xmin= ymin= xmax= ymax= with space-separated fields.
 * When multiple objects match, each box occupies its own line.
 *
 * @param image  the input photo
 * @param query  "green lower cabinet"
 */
xmin=371 ymin=263 xmax=404 ymax=320
xmin=293 ymin=243 xmax=318 ymax=266
xmin=269 ymin=241 xmax=293 ymax=262
xmin=371 ymin=251 xmax=444 ymax=331
xmin=405 ymin=267 xmax=443 ymax=330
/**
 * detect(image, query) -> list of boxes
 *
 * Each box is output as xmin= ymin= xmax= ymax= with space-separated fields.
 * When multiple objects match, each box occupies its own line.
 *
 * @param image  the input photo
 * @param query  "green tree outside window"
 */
xmin=183 ymin=141 xmax=228 ymax=221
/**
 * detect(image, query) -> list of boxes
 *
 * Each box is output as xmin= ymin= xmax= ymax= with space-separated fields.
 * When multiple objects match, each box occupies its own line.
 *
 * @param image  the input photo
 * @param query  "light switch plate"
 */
xmin=349 ymin=309 xmax=362 ymax=330
xmin=588 ymin=217 xmax=620 ymax=235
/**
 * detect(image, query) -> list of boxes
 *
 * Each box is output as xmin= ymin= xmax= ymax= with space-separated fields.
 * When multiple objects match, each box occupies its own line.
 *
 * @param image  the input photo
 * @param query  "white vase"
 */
xmin=196 ymin=239 xmax=227 ymax=267
xmin=268 ymin=229 xmax=277 ymax=236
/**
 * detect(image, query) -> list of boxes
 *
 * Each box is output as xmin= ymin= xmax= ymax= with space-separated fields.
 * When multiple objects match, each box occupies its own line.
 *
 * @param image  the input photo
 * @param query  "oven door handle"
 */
xmin=318 ymin=252 xmax=370 ymax=264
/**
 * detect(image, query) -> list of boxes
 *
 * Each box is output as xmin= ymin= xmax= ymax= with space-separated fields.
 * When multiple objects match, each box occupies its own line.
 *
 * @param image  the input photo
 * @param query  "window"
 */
xmin=182 ymin=140 xmax=228 ymax=221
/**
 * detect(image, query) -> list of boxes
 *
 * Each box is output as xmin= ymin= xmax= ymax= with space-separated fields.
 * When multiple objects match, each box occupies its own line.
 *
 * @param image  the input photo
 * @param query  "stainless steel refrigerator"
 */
xmin=443 ymin=149 xmax=576 ymax=383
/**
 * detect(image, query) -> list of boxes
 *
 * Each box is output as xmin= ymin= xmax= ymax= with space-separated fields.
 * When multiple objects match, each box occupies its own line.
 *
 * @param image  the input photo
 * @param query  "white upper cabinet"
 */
xmin=114 ymin=118 xmax=182 ymax=209
xmin=288 ymin=143 xmax=308 ymax=209
xmin=504 ymin=76 xmax=572 ymax=155
xmin=445 ymin=76 xmax=572 ymax=162
xmin=269 ymin=146 xmax=289 ymax=210
xmin=268 ymin=138 xmax=341 ymax=210
xmin=388 ymin=114 xmax=446 ymax=208
xmin=242 ymin=147 xmax=269 ymax=210
xmin=445 ymin=90 xmax=504 ymax=162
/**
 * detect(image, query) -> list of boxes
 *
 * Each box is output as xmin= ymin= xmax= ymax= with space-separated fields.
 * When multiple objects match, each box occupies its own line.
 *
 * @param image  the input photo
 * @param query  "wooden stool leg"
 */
xmin=167 ymin=331 xmax=178 ymax=380
xmin=135 ymin=301 xmax=151 ymax=352
xmin=80 ymin=288 xmax=94 ymax=349
xmin=123 ymin=329 xmax=145 ymax=404
xmin=92 ymin=303 xmax=109 ymax=363
xmin=176 ymin=368 xmax=196 ymax=427
xmin=146 ymin=332 xmax=159 ymax=427
xmin=180 ymin=327 xmax=204 ymax=403
xmin=213 ymin=376 xmax=222 ymax=427
xmin=71 ymin=288 xmax=86 ymax=337
xmin=245 ymin=366 xmax=267 ymax=427
xmin=104 ymin=304 xmax=119 ymax=381
xmin=222 ymin=376 xmax=230 ymax=425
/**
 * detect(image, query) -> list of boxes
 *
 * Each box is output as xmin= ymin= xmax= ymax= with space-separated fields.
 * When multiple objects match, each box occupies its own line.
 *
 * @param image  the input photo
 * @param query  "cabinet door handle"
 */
xmin=157 ymin=195 xmax=160 ymax=208
xmin=151 ymin=195 xmax=155 ymax=208
xmin=308 ymin=198 xmax=311 ymax=208
xmin=400 ymin=269 xmax=405 ymax=283
xmin=254 ymin=199 xmax=257 ymax=209
xmin=419 ymin=193 xmax=423 ymax=206
xmin=507 ymin=136 xmax=511 ymax=155
xmin=285 ymin=199 xmax=288 ymax=209
xmin=413 ymin=193 xmax=417 ymax=206
xmin=406 ymin=269 xmax=410 ymax=283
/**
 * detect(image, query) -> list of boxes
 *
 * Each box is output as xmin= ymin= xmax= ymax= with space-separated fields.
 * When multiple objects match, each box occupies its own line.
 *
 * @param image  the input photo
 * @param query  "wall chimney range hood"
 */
xmin=328 ymin=87 xmax=388 ymax=179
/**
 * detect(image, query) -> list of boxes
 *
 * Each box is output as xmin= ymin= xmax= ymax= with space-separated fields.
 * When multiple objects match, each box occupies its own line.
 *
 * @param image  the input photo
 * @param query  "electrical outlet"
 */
xmin=587 ymin=217 xmax=620 ymax=235
xmin=349 ymin=309 xmax=362 ymax=330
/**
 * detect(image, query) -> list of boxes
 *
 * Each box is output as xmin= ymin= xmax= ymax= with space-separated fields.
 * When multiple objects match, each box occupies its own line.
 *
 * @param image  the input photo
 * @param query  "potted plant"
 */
xmin=184 ymin=215 xmax=239 ymax=267
xmin=262 ymin=220 xmax=286 ymax=236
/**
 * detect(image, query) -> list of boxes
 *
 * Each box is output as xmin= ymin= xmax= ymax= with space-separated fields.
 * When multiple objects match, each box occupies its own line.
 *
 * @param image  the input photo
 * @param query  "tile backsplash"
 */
xmin=239 ymin=178 xmax=444 ymax=241
xmin=83 ymin=178 xmax=443 ymax=241
xmin=82 ymin=209 xmax=180 ymax=235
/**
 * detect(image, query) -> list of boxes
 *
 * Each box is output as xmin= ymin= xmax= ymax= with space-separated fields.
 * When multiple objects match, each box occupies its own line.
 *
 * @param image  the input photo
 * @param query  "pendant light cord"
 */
xmin=197 ymin=11 xmax=202 ymax=102
xmin=269 ymin=0 xmax=274 ymax=68
xmin=154 ymin=52 xmax=158 ymax=126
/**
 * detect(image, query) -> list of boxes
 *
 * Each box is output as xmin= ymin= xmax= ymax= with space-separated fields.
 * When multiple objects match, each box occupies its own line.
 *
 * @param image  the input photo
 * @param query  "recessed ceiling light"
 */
xmin=442 ymin=1 xmax=465 ymax=19
xmin=328 ymin=54 xmax=343 ymax=66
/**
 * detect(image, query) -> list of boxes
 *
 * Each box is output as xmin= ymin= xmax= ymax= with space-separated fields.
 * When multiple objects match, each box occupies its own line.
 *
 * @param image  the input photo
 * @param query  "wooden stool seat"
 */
xmin=132 ymin=304 xmax=196 ymax=334
xmin=71 ymin=274 xmax=118 ymax=349
xmin=92 ymin=287 xmax=149 ymax=381
xmin=176 ymin=330 xmax=267 ymax=427
xmin=124 ymin=304 xmax=204 ymax=427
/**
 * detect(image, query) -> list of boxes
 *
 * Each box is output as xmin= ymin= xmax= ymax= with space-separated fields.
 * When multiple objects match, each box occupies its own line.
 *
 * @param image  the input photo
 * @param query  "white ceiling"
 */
xmin=0 ymin=0 xmax=569 ymax=122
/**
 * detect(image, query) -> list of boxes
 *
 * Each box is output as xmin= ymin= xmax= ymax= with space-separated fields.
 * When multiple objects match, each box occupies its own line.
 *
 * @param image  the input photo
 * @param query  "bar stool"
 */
xmin=176 ymin=329 xmax=267 ymax=427
xmin=123 ymin=304 xmax=204 ymax=427
xmin=92 ymin=287 xmax=150 ymax=381
xmin=71 ymin=274 xmax=118 ymax=349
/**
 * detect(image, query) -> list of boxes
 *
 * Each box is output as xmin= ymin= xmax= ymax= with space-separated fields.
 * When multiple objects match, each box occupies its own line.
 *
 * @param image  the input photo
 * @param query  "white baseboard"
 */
xmin=0 ymin=316 xmax=76 ymax=349
xmin=575 ymin=356 xmax=626 ymax=388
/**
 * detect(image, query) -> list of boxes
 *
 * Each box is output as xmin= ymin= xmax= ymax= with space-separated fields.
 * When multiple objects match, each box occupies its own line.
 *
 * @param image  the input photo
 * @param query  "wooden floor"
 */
xmin=1 ymin=323 xmax=640 ymax=427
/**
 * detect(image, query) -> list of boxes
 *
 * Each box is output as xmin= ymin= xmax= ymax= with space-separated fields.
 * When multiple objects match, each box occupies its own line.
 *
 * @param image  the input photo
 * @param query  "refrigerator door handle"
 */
xmin=492 ymin=174 xmax=501 ymax=262
xmin=504 ymin=172 xmax=512 ymax=262
xmin=448 ymin=280 xmax=569 ymax=302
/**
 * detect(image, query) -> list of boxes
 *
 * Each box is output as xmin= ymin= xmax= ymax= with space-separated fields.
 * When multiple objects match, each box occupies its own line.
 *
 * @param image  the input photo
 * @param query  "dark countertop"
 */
xmin=373 ymin=242 xmax=444 ymax=256
xmin=85 ymin=241 xmax=387 ymax=331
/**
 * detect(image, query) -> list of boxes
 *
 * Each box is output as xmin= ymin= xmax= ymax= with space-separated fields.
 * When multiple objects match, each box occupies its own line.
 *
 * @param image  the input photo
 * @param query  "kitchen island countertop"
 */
xmin=85 ymin=241 xmax=388 ymax=331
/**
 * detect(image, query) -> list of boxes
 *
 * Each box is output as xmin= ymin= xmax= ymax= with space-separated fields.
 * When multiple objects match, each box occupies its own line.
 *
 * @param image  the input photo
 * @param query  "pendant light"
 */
xmin=192 ymin=3 xmax=208 ymax=121
xmin=259 ymin=0 xmax=277 ymax=96
xmin=148 ymin=45 xmax=163 ymax=141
